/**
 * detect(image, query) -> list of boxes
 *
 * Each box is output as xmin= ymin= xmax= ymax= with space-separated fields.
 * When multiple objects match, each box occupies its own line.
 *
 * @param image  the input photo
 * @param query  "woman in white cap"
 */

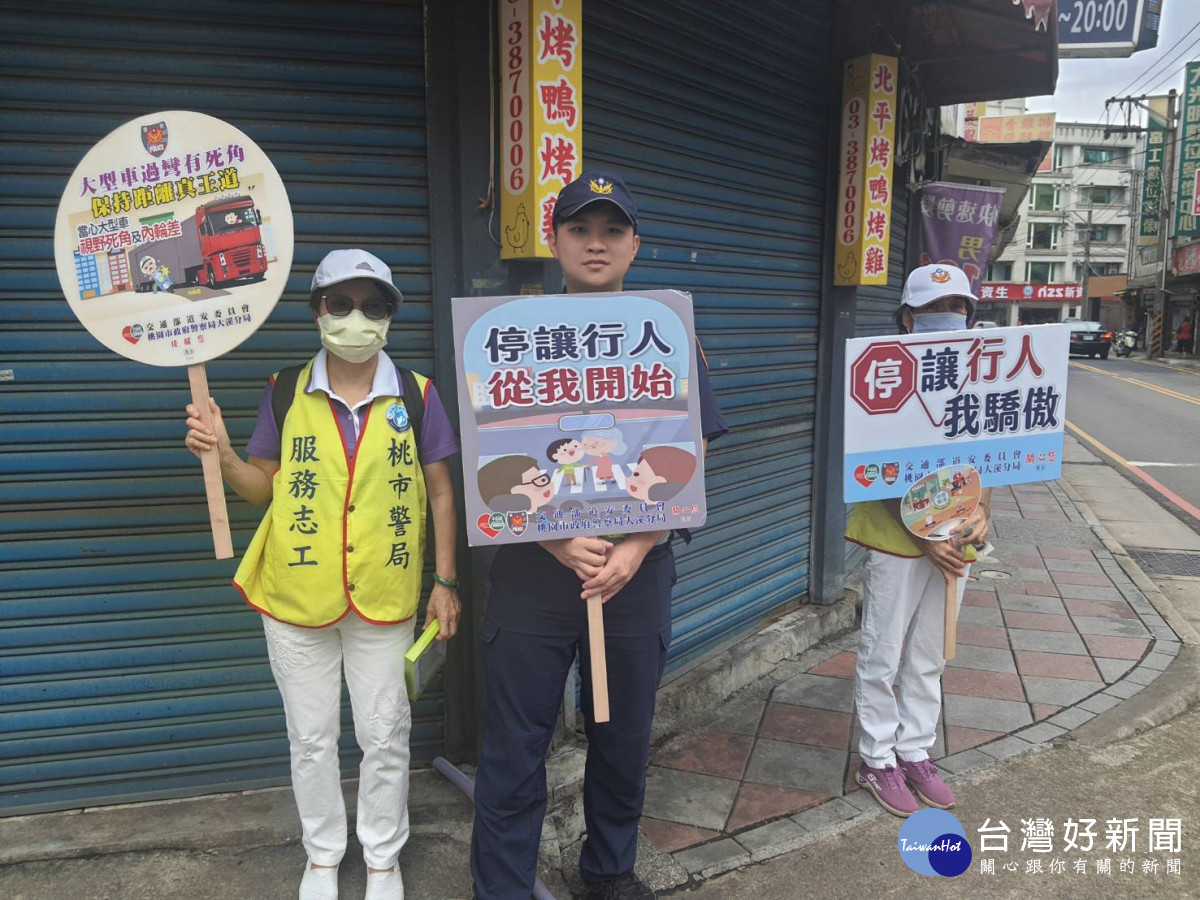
xmin=184 ymin=249 xmax=462 ymax=900
xmin=845 ymin=264 xmax=992 ymax=818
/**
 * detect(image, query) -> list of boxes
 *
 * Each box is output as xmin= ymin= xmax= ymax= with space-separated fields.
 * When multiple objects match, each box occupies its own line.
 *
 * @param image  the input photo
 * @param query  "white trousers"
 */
xmin=854 ymin=551 xmax=968 ymax=769
xmin=262 ymin=613 xmax=415 ymax=869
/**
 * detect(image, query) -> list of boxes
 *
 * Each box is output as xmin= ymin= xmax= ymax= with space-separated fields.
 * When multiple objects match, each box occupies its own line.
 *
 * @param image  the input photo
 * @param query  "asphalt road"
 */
xmin=1065 ymin=355 xmax=1200 ymax=527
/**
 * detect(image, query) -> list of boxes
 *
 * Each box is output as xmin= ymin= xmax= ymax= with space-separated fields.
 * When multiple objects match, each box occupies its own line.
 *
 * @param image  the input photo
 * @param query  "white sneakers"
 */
xmin=364 ymin=867 xmax=404 ymax=900
xmin=298 ymin=863 xmax=403 ymax=900
xmin=299 ymin=864 xmax=339 ymax=900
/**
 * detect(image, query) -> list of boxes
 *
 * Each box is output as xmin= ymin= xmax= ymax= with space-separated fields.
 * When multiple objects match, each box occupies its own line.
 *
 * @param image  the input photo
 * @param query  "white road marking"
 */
xmin=1126 ymin=462 xmax=1200 ymax=468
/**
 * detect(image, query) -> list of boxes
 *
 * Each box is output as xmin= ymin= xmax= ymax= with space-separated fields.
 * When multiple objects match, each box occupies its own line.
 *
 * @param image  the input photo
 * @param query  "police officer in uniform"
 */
xmin=470 ymin=174 xmax=727 ymax=900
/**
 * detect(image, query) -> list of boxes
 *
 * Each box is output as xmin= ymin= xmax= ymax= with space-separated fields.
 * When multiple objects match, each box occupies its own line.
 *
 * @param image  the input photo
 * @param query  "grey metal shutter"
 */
xmin=0 ymin=0 xmax=441 ymax=815
xmin=583 ymin=1 xmax=833 ymax=673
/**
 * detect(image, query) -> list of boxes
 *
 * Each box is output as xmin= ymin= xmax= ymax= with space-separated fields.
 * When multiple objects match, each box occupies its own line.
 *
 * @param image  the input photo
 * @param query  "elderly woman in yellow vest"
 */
xmin=184 ymin=249 xmax=461 ymax=900
xmin=845 ymin=264 xmax=992 ymax=820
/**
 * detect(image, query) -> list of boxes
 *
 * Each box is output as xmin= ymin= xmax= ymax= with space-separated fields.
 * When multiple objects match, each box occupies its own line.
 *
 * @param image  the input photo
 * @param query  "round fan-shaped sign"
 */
xmin=54 ymin=110 xmax=293 ymax=367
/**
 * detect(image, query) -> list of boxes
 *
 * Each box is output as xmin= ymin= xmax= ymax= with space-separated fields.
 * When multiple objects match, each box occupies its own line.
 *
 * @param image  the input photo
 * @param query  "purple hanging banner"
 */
xmin=916 ymin=182 xmax=1005 ymax=292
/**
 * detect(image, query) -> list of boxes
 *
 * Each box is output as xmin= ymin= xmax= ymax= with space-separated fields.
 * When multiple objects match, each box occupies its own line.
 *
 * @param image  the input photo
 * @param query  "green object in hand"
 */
xmin=405 ymin=620 xmax=447 ymax=701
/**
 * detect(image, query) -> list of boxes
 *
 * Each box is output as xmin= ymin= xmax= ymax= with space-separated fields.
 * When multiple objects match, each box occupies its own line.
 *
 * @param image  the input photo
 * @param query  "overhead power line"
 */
xmin=1110 ymin=18 xmax=1200 ymax=99
xmin=1141 ymin=48 xmax=1200 ymax=97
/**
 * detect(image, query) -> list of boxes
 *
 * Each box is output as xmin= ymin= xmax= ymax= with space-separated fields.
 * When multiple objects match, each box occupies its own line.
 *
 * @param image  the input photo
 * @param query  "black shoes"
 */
xmin=582 ymin=873 xmax=656 ymax=900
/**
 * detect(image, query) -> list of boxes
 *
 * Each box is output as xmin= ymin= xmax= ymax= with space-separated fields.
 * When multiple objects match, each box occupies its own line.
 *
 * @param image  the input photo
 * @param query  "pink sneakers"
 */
xmin=898 ymin=758 xmax=956 ymax=809
xmin=856 ymin=763 xmax=920 ymax=817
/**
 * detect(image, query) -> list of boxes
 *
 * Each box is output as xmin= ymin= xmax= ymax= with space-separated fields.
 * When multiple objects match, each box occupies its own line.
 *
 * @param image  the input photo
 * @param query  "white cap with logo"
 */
xmin=900 ymin=264 xmax=978 ymax=313
xmin=311 ymin=249 xmax=404 ymax=305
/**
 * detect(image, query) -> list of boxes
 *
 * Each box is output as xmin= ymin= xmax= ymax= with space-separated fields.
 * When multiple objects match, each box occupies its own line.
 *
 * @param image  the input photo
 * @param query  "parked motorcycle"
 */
xmin=1113 ymin=329 xmax=1137 ymax=357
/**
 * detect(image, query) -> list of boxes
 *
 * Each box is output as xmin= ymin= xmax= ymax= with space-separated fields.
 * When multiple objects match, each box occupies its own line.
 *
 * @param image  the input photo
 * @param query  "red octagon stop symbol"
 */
xmin=850 ymin=341 xmax=917 ymax=415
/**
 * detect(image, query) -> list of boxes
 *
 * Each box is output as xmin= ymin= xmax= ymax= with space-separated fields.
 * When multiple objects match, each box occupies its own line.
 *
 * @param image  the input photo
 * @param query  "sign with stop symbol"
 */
xmin=843 ymin=325 xmax=1069 ymax=503
xmin=849 ymin=340 xmax=917 ymax=414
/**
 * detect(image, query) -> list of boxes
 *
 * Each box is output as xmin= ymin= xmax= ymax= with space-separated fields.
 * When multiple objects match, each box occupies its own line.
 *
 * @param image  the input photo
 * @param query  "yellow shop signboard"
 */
xmin=834 ymin=54 xmax=898 ymax=286
xmin=498 ymin=0 xmax=582 ymax=260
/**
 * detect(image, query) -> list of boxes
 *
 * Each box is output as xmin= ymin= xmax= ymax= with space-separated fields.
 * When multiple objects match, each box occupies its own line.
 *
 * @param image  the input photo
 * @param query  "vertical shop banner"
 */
xmin=833 ymin=53 xmax=897 ymax=286
xmin=452 ymin=291 xmax=707 ymax=546
xmin=53 ymin=110 xmax=293 ymax=366
xmin=1141 ymin=122 xmax=1167 ymax=237
xmin=498 ymin=0 xmax=583 ymax=260
xmin=1175 ymin=61 xmax=1200 ymax=239
xmin=843 ymin=324 xmax=1069 ymax=503
xmin=916 ymin=183 xmax=1004 ymax=291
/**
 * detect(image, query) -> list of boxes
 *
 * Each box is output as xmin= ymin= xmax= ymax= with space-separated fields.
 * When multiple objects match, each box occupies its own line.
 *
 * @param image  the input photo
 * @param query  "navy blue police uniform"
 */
xmin=471 ymin=357 xmax=727 ymax=899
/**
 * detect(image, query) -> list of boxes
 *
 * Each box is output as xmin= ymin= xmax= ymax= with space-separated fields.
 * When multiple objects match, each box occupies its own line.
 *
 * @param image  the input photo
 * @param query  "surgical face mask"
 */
xmin=911 ymin=311 xmax=968 ymax=334
xmin=318 ymin=309 xmax=389 ymax=364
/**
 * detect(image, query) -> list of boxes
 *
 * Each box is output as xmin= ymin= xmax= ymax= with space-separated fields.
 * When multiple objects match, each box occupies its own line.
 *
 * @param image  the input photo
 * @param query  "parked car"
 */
xmin=1069 ymin=320 xmax=1112 ymax=359
xmin=973 ymin=320 xmax=1000 ymax=329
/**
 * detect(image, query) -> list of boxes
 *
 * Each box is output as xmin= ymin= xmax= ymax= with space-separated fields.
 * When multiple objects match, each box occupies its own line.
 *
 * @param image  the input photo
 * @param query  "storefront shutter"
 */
xmin=0 ymin=0 xmax=440 ymax=814
xmin=583 ymin=1 xmax=833 ymax=673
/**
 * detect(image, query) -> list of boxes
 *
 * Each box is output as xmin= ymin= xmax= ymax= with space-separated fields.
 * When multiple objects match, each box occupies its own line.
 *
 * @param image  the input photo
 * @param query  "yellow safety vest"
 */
xmin=845 ymin=501 xmax=976 ymax=561
xmin=234 ymin=361 xmax=428 ymax=627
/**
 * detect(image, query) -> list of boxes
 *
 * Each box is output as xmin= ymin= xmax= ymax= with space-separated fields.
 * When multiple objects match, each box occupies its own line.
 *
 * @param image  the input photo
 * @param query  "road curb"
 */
xmin=1058 ymin=475 xmax=1200 ymax=646
xmin=1068 ymin=642 xmax=1200 ymax=747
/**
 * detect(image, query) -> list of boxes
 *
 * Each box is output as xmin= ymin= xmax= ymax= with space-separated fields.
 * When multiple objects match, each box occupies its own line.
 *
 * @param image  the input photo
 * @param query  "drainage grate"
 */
xmin=1128 ymin=549 xmax=1200 ymax=577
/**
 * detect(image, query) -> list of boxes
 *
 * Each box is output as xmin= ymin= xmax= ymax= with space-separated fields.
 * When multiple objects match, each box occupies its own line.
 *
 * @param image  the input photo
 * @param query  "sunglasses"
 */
xmin=322 ymin=293 xmax=394 ymax=321
xmin=521 ymin=472 xmax=552 ymax=488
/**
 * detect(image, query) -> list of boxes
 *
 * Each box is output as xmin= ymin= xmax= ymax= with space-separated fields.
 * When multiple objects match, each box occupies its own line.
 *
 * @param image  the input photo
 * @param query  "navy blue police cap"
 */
xmin=552 ymin=171 xmax=638 ymax=229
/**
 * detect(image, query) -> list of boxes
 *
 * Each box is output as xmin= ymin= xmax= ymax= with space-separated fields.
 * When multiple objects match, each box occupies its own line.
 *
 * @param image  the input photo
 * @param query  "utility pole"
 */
xmin=1153 ymin=89 xmax=1178 ymax=360
xmin=1127 ymin=166 xmax=1141 ymax=279
xmin=1083 ymin=205 xmax=1095 ymax=320
xmin=1105 ymin=89 xmax=1178 ymax=358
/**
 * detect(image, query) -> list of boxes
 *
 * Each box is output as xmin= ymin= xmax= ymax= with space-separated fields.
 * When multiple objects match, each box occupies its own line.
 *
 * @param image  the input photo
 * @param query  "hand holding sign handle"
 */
xmin=899 ymin=464 xmax=982 ymax=660
xmin=187 ymin=364 xmax=234 ymax=559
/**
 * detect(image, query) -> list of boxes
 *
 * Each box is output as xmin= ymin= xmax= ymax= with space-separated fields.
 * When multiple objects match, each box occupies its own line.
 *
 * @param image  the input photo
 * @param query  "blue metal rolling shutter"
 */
xmin=583 ymin=1 xmax=833 ymax=673
xmin=0 ymin=0 xmax=441 ymax=815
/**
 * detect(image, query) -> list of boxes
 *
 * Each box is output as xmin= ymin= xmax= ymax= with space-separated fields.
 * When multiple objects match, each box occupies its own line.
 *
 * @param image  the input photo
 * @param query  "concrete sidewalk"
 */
xmin=1 ymin=434 xmax=1198 ymax=899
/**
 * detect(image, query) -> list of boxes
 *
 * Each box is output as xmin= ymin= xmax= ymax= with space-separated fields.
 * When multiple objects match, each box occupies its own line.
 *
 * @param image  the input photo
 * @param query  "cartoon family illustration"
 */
xmin=477 ymin=426 xmax=697 ymax=515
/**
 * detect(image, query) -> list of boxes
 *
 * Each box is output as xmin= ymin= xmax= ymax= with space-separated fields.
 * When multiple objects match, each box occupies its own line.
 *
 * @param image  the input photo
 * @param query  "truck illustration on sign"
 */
xmin=130 ymin=195 xmax=268 ymax=293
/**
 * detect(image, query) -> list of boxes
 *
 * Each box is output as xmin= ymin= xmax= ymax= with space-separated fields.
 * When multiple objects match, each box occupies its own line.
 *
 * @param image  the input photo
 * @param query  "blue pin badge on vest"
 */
xmin=386 ymin=402 xmax=410 ymax=434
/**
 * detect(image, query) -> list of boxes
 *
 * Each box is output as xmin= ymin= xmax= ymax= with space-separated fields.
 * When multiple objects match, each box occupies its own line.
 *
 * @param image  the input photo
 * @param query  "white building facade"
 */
xmin=983 ymin=121 xmax=1138 ymax=325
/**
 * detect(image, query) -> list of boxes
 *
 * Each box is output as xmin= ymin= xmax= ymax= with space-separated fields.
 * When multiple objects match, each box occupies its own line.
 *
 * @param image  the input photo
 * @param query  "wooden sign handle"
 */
xmin=587 ymin=593 xmax=610 ymax=723
xmin=187 ymin=364 xmax=234 ymax=560
xmin=944 ymin=576 xmax=958 ymax=660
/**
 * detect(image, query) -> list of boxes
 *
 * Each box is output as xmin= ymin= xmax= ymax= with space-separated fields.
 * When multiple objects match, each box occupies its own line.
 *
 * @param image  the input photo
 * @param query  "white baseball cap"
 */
xmin=311 ymin=249 xmax=404 ymax=305
xmin=900 ymin=264 xmax=978 ymax=313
